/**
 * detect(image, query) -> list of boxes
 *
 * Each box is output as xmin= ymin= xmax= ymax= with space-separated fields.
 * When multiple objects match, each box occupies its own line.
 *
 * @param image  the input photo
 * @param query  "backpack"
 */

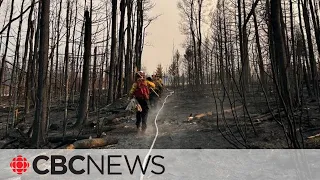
xmin=133 ymin=80 xmax=150 ymax=100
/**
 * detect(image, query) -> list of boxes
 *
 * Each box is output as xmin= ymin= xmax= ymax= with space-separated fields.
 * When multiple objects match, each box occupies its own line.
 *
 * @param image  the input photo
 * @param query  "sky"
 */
xmin=0 ymin=0 xmax=185 ymax=75
xmin=141 ymin=0 xmax=185 ymax=75
xmin=0 ymin=0 xmax=207 ymax=76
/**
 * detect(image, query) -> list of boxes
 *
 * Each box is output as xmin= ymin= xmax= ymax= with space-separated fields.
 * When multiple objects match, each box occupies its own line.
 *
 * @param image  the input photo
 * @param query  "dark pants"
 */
xmin=149 ymin=92 xmax=158 ymax=107
xmin=136 ymin=98 xmax=149 ymax=131
xmin=156 ymin=87 xmax=162 ymax=98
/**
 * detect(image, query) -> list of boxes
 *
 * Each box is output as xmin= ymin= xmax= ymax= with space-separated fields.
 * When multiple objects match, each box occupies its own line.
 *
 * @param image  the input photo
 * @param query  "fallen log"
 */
xmin=305 ymin=133 xmax=320 ymax=147
xmin=188 ymin=111 xmax=214 ymax=121
xmin=307 ymin=133 xmax=320 ymax=139
xmin=194 ymin=113 xmax=207 ymax=119
xmin=66 ymin=137 xmax=118 ymax=149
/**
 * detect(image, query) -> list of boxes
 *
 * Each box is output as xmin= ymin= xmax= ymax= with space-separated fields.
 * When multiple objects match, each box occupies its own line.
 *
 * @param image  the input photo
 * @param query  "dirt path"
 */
xmin=107 ymin=89 xmax=234 ymax=149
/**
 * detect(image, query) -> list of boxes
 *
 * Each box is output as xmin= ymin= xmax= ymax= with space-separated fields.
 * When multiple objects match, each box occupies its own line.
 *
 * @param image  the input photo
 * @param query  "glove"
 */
xmin=136 ymin=104 xmax=142 ymax=112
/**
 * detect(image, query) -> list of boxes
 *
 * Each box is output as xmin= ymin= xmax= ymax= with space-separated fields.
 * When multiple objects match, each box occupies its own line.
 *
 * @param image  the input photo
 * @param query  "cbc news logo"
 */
xmin=9 ymin=154 xmax=165 ymax=176
xmin=10 ymin=155 xmax=30 ymax=175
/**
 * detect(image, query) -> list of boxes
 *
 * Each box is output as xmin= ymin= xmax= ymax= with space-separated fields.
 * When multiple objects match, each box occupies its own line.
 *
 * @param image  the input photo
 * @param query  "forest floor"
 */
xmin=1 ymin=86 xmax=320 ymax=149
xmin=105 ymin=88 xmax=320 ymax=149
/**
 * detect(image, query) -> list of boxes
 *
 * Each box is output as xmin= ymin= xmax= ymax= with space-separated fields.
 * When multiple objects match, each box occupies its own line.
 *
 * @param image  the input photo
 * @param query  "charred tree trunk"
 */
xmin=197 ymin=0 xmax=203 ymax=85
xmin=55 ymin=0 xmax=62 ymax=98
xmin=298 ymin=0 xmax=312 ymax=97
xmin=289 ymin=0 xmax=300 ymax=104
xmin=91 ymin=47 xmax=97 ymax=111
xmin=18 ymin=0 xmax=30 ymax=101
xmin=135 ymin=0 xmax=143 ymax=70
xmin=76 ymin=10 xmax=91 ymax=126
xmin=31 ymin=0 xmax=50 ymax=147
xmin=104 ymin=12 xmax=111 ymax=91
xmin=25 ymin=19 xmax=35 ymax=114
xmin=125 ymin=0 xmax=133 ymax=94
xmin=10 ymin=0 xmax=25 ymax=127
xmin=218 ymin=14 xmax=224 ymax=85
xmin=308 ymin=0 xmax=320 ymax=57
xmin=63 ymin=0 xmax=71 ymax=138
xmin=107 ymin=0 xmax=117 ymax=103
xmin=0 ymin=0 xmax=15 ymax=99
xmin=302 ymin=0 xmax=318 ymax=96
xmin=70 ymin=0 xmax=78 ymax=103
xmin=117 ymin=0 xmax=126 ymax=98
xmin=271 ymin=0 xmax=301 ymax=148
xmin=253 ymin=10 xmax=266 ymax=91
xmin=270 ymin=0 xmax=291 ymax=107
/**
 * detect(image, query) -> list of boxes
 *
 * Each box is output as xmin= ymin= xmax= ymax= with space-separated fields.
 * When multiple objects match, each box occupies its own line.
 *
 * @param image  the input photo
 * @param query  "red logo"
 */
xmin=10 ymin=155 xmax=30 ymax=175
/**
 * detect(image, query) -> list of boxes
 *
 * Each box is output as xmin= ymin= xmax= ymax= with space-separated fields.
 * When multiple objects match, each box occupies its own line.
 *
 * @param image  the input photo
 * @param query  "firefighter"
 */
xmin=129 ymin=71 xmax=155 ymax=134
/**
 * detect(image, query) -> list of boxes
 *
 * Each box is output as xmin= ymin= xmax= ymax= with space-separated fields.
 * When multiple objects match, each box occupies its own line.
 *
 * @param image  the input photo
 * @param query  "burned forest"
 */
xmin=0 ymin=0 xmax=320 ymax=149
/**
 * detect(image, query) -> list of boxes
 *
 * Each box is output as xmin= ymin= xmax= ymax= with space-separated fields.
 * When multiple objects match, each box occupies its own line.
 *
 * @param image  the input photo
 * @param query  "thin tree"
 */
xmin=125 ymin=0 xmax=133 ymax=94
xmin=117 ymin=0 xmax=126 ymax=98
xmin=63 ymin=0 xmax=71 ymax=138
xmin=31 ymin=0 xmax=50 ymax=147
xmin=107 ymin=0 xmax=117 ymax=103
xmin=76 ymin=9 xmax=91 ymax=126
xmin=0 ymin=0 xmax=15 ymax=99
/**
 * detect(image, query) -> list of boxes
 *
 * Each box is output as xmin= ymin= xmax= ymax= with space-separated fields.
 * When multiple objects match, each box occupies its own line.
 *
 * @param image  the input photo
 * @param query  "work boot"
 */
xmin=136 ymin=127 xmax=144 ymax=137
xmin=141 ymin=125 xmax=147 ymax=135
xmin=136 ymin=125 xmax=141 ymax=132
